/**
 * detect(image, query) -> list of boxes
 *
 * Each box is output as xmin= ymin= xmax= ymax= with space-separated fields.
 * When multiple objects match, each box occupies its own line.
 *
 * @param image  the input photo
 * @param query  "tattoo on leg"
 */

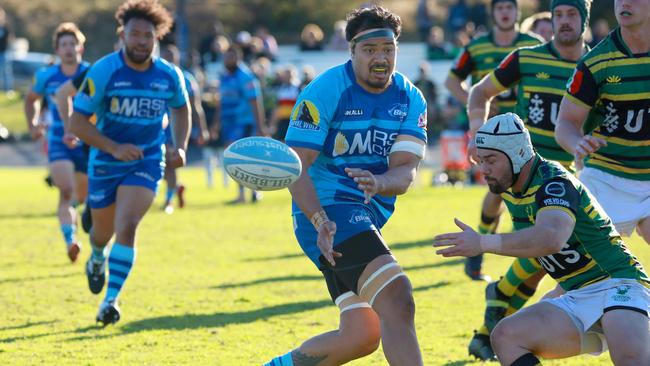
xmin=291 ymin=350 xmax=327 ymax=366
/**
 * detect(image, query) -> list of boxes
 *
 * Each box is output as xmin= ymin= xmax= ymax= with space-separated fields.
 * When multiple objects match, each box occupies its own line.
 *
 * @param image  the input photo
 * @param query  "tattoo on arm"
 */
xmin=291 ymin=350 xmax=327 ymax=366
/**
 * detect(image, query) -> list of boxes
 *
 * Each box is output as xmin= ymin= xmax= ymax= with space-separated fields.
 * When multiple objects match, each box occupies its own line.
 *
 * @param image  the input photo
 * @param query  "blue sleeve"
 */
xmin=242 ymin=73 xmax=260 ymax=100
xmin=285 ymin=78 xmax=336 ymax=151
xmin=31 ymin=68 xmax=48 ymax=95
xmin=168 ymin=65 xmax=189 ymax=109
xmin=72 ymin=62 xmax=108 ymax=116
xmin=400 ymin=87 xmax=428 ymax=142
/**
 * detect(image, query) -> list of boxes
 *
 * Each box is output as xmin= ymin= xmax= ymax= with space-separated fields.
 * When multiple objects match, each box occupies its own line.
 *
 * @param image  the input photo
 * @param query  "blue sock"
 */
xmin=264 ymin=351 xmax=294 ymax=366
xmin=104 ymin=243 xmax=135 ymax=303
xmin=61 ymin=224 xmax=76 ymax=245
xmin=165 ymin=187 xmax=176 ymax=203
xmin=90 ymin=239 xmax=107 ymax=264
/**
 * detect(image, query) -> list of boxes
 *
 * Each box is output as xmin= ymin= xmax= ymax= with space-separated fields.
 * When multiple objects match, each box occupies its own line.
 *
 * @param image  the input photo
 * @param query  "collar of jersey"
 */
xmin=612 ymin=27 xmax=650 ymax=58
xmin=511 ymin=154 xmax=542 ymax=196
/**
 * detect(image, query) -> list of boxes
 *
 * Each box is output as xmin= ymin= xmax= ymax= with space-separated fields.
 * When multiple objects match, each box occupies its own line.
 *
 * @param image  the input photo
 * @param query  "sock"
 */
xmin=165 ymin=187 xmax=176 ymax=204
xmin=497 ymin=258 xmax=542 ymax=298
xmin=264 ymin=351 xmax=294 ymax=366
xmin=477 ymin=213 xmax=497 ymax=235
xmin=510 ymin=353 xmax=541 ymax=366
xmin=477 ymin=325 xmax=490 ymax=336
xmin=61 ymin=224 xmax=76 ymax=245
xmin=90 ymin=239 xmax=107 ymax=264
xmin=104 ymin=243 xmax=135 ymax=303
xmin=506 ymin=283 xmax=537 ymax=315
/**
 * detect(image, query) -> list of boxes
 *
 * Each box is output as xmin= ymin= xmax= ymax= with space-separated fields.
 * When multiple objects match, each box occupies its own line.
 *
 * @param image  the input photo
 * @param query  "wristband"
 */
xmin=310 ymin=210 xmax=330 ymax=230
xmin=480 ymin=234 xmax=502 ymax=253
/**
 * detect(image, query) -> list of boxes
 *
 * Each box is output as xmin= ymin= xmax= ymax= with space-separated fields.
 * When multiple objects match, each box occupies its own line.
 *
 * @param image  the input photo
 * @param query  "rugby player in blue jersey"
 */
xmin=265 ymin=6 xmax=426 ymax=366
xmin=70 ymin=0 xmax=190 ymax=326
xmin=24 ymin=22 xmax=90 ymax=262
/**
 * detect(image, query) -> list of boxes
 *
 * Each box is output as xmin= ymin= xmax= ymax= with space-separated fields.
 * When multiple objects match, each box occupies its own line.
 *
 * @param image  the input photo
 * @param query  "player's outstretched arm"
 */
xmin=434 ymin=209 xmax=575 ymax=258
xmin=444 ymin=73 xmax=469 ymax=106
xmin=188 ymin=80 xmax=209 ymax=145
xmin=467 ymin=75 xmax=504 ymax=136
xmin=70 ymin=111 xmax=142 ymax=161
xmin=23 ymin=90 xmax=44 ymax=140
xmin=555 ymin=97 xmax=606 ymax=164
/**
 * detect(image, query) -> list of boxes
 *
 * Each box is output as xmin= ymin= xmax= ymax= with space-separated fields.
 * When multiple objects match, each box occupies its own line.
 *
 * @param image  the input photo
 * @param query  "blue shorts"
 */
xmin=223 ymin=124 xmax=254 ymax=144
xmin=87 ymin=159 xmax=164 ymax=209
xmin=294 ymin=204 xmax=386 ymax=267
xmin=48 ymin=137 xmax=88 ymax=173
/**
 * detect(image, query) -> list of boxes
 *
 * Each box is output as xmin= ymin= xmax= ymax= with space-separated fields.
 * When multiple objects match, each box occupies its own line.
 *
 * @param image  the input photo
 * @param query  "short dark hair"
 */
xmin=115 ymin=0 xmax=173 ymax=39
xmin=52 ymin=22 xmax=86 ymax=50
xmin=345 ymin=6 xmax=402 ymax=42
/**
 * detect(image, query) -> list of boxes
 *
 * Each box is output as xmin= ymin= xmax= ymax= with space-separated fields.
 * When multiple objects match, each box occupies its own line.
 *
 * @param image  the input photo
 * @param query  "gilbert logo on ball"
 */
xmin=223 ymin=137 xmax=302 ymax=191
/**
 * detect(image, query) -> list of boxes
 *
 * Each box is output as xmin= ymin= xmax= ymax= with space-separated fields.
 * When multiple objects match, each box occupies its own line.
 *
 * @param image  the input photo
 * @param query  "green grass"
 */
xmin=0 ymin=92 xmax=26 ymax=136
xmin=0 ymin=167 xmax=647 ymax=365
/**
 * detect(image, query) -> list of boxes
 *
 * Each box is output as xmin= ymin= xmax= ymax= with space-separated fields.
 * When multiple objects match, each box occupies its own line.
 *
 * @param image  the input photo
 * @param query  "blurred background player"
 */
xmin=521 ymin=11 xmax=553 ymax=42
xmin=465 ymin=0 xmax=591 ymax=359
xmin=159 ymin=43 xmax=209 ymax=214
xmin=444 ymin=0 xmax=542 ymax=281
xmin=70 ymin=0 xmax=190 ymax=326
xmin=435 ymin=113 xmax=650 ymax=366
xmin=265 ymin=6 xmax=427 ymax=366
xmin=215 ymin=45 xmax=267 ymax=204
xmin=556 ymin=0 xmax=650 ymax=246
xmin=24 ymin=22 xmax=90 ymax=262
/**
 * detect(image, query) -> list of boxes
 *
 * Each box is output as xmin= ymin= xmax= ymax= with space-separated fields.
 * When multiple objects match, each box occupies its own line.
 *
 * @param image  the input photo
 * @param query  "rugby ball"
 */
xmin=223 ymin=137 xmax=302 ymax=191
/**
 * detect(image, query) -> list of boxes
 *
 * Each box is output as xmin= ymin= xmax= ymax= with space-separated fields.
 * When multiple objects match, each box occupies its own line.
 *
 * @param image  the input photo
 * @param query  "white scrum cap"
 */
xmin=475 ymin=112 xmax=534 ymax=175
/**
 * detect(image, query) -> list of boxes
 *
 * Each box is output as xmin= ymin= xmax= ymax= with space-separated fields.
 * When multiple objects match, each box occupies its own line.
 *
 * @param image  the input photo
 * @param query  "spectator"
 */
xmin=449 ymin=29 xmax=470 ymax=58
xmin=0 ymin=7 xmax=13 ymax=92
xmin=413 ymin=62 xmax=442 ymax=143
xmin=255 ymin=26 xmax=278 ymax=60
xmin=235 ymin=31 xmax=256 ymax=63
xmin=448 ymin=0 xmax=469 ymax=34
xmin=326 ymin=20 xmax=348 ymax=51
xmin=300 ymin=65 xmax=316 ymax=90
xmin=269 ymin=65 xmax=301 ymax=141
xmin=416 ymin=0 xmax=433 ymax=42
xmin=426 ymin=26 xmax=453 ymax=60
xmin=468 ymin=0 xmax=489 ymax=30
xmin=198 ymin=21 xmax=225 ymax=63
xmin=589 ymin=18 xmax=610 ymax=48
xmin=521 ymin=11 xmax=553 ymax=42
xmin=299 ymin=23 xmax=324 ymax=51
xmin=250 ymin=56 xmax=276 ymax=119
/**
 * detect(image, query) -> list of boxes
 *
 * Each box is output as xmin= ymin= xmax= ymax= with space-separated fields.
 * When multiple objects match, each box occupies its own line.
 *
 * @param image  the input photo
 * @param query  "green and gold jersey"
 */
xmin=490 ymin=42 xmax=588 ymax=168
xmin=565 ymin=28 xmax=650 ymax=180
xmin=501 ymin=155 xmax=649 ymax=291
xmin=449 ymin=31 xmax=542 ymax=112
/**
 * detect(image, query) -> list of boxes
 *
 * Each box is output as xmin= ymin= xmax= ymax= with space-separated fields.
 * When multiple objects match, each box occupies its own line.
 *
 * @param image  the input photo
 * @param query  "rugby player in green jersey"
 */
xmin=556 ymin=0 xmax=650 ymax=246
xmin=464 ymin=0 xmax=591 ymax=360
xmin=435 ymin=113 xmax=650 ymax=366
xmin=445 ymin=0 xmax=542 ymax=281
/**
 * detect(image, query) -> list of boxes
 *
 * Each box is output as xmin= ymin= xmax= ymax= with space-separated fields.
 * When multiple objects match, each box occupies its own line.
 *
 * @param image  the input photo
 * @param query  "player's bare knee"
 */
xmin=376 ymin=279 xmax=415 ymax=322
xmin=115 ymin=218 xmax=139 ymax=241
xmin=490 ymin=318 xmax=519 ymax=351
xmin=610 ymin=350 xmax=650 ymax=366
xmin=59 ymin=185 xmax=75 ymax=202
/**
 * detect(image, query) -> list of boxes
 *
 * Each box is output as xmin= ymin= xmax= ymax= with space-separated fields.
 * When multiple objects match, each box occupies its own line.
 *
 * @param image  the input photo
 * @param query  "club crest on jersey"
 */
xmin=290 ymin=100 xmax=321 ymax=130
xmin=418 ymin=112 xmax=427 ymax=129
xmin=544 ymin=181 xmax=566 ymax=197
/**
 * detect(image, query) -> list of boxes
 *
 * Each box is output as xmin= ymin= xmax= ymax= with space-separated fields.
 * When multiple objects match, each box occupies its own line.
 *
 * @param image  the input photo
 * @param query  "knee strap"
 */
xmin=359 ymin=262 xmax=406 ymax=306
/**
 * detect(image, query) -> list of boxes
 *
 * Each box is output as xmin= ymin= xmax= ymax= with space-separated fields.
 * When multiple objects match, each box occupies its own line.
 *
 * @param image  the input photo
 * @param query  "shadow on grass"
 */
xmin=213 ymin=259 xmax=463 ymax=290
xmin=442 ymin=360 xmax=479 ymax=366
xmin=0 ymin=271 xmax=77 ymax=285
xmin=0 ymin=320 xmax=58 ymax=332
xmin=0 ymin=211 xmax=55 ymax=220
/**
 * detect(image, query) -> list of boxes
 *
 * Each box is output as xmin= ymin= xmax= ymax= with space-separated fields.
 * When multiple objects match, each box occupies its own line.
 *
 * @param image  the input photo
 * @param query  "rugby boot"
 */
xmin=86 ymin=258 xmax=106 ymax=295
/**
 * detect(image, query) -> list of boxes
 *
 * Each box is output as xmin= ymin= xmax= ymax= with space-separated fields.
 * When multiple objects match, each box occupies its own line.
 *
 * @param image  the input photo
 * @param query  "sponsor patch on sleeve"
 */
xmin=290 ymin=100 xmax=321 ymax=131
xmin=417 ymin=112 xmax=427 ymax=129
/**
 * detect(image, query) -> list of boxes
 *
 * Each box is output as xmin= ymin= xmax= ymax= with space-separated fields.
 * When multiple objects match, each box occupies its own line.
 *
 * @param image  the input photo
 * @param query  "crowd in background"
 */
xmin=0 ymin=1 xmax=613 ymax=149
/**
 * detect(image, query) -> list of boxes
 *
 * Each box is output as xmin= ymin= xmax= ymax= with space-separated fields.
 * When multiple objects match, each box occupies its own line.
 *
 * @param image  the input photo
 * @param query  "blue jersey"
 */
xmin=32 ymin=62 xmax=90 ymax=142
xmin=286 ymin=61 xmax=428 ymax=223
xmin=219 ymin=64 xmax=260 ymax=126
xmin=73 ymin=50 xmax=188 ymax=176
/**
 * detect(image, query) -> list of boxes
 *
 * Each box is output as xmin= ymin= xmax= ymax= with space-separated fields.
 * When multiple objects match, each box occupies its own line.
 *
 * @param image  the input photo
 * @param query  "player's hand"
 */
xmin=111 ymin=144 xmax=144 ymax=161
xmin=574 ymin=135 xmax=606 ymax=164
xmin=467 ymin=139 xmax=479 ymax=165
xmin=317 ymin=220 xmax=341 ymax=266
xmin=197 ymin=130 xmax=210 ymax=146
xmin=345 ymin=167 xmax=383 ymax=204
xmin=29 ymin=124 xmax=46 ymax=140
xmin=62 ymin=132 xmax=80 ymax=148
xmin=168 ymin=148 xmax=186 ymax=169
xmin=433 ymin=218 xmax=482 ymax=257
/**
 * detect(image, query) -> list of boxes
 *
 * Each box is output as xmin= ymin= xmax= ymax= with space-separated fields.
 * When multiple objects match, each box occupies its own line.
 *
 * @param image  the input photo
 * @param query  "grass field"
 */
xmin=0 ymin=167 xmax=647 ymax=365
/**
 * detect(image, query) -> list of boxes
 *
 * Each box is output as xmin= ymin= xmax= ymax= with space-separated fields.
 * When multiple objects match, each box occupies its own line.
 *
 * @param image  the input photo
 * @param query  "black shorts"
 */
xmin=318 ymin=230 xmax=391 ymax=302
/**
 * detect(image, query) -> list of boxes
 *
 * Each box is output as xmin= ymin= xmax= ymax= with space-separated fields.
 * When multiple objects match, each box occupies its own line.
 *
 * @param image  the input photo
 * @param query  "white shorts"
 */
xmin=542 ymin=279 xmax=650 ymax=354
xmin=579 ymin=167 xmax=650 ymax=236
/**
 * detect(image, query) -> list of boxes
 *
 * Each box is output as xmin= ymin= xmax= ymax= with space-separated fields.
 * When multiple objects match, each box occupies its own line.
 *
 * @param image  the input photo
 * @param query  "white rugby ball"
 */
xmin=223 ymin=137 xmax=302 ymax=191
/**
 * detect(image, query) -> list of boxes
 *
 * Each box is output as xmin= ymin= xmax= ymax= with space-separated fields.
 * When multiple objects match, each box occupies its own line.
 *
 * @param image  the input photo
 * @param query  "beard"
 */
xmin=485 ymin=174 xmax=513 ymax=194
xmin=125 ymin=46 xmax=151 ymax=64
xmin=555 ymin=28 xmax=581 ymax=46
